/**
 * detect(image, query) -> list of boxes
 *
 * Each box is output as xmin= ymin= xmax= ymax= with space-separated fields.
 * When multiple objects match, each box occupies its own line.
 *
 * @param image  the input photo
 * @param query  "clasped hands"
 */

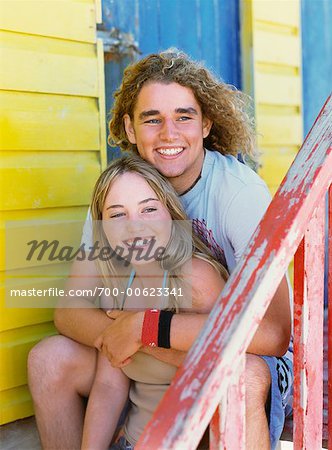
xmin=94 ymin=310 xmax=144 ymax=368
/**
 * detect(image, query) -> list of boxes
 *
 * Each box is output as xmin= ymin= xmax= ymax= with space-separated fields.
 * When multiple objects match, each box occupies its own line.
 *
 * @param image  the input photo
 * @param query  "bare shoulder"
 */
xmin=181 ymin=257 xmax=226 ymax=313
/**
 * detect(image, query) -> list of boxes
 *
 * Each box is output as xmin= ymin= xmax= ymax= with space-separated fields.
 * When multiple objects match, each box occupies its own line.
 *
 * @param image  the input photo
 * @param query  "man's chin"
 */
xmin=155 ymin=165 xmax=184 ymax=179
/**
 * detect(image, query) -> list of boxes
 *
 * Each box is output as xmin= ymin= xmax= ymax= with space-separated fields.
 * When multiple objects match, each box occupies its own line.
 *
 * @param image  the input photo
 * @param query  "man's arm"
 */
xmin=102 ymin=273 xmax=290 ymax=366
xmin=140 ymin=347 xmax=187 ymax=368
xmin=98 ymin=258 xmax=226 ymax=366
xmin=224 ymin=183 xmax=291 ymax=356
xmin=249 ymin=275 xmax=291 ymax=355
xmin=167 ymin=275 xmax=290 ymax=355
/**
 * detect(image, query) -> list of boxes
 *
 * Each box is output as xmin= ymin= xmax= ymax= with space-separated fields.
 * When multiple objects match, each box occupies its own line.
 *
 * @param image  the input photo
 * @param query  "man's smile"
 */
xmin=155 ymin=147 xmax=185 ymax=157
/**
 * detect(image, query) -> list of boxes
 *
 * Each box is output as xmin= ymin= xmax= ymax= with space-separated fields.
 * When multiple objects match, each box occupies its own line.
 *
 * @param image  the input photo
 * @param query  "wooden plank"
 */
xmin=0 ymin=31 xmax=98 ymax=96
xmin=209 ymin=406 xmax=222 ymax=449
xmin=255 ymin=72 xmax=301 ymax=106
xmin=198 ymin=0 xmax=217 ymax=69
xmin=0 ymin=385 xmax=34 ymax=425
xmin=252 ymin=0 xmax=299 ymax=28
xmin=97 ymin=39 xmax=107 ymax=170
xmin=177 ymin=0 xmax=200 ymax=60
xmin=291 ymin=305 xmax=330 ymax=444
xmin=1 ymin=264 xmax=69 ymax=330
xmin=259 ymin=148 xmax=298 ymax=188
xmin=240 ymin=0 xmax=254 ymax=97
xmin=95 ymin=0 xmax=102 ymax=24
xmin=0 ymin=323 xmax=57 ymax=391
xmin=0 ymin=0 xmax=105 ymax=426
xmin=293 ymin=200 xmax=325 ymax=449
xmin=254 ymin=30 xmax=300 ymax=67
xmin=0 ymin=0 xmax=97 ymax=43
xmin=0 ymin=91 xmax=100 ymax=151
xmin=329 ymin=185 xmax=332 ymax=448
xmin=113 ymin=0 xmax=138 ymax=36
xmin=247 ymin=0 xmax=303 ymax=201
xmin=217 ymin=0 xmax=241 ymax=85
xmin=0 ymin=304 xmax=53 ymax=333
xmin=0 ymin=151 xmax=100 ymax=211
xmin=138 ymin=0 xmax=159 ymax=54
xmin=0 ymin=207 xmax=89 ymax=272
xmin=209 ymin=356 xmax=245 ymax=449
xmin=257 ymin=113 xmax=302 ymax=146
xmin=159 ymin=0 xmax=178 ymax=50
xmin=4 ymin=220 xmax=83 ymax=271
xmin=136 ymin=97 xmax=332 ymax=449
xmin=0 ymin=206 xmax=88 ymax=222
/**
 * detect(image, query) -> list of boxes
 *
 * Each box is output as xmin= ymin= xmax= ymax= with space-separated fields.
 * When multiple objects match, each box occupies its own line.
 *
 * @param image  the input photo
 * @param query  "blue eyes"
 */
xmin=109 ymin=212 xmax=125 ymax=218
xmin=144 ymin=119 xmax=160 ymax=124
xmin=143 ymin=207 xmax=157 ymax=213
xmin=144 ymin=116 xmax=191 ymax=124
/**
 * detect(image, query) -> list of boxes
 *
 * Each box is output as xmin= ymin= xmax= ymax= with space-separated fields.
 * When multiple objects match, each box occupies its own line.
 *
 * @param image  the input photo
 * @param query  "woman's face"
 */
xmin=102 ymin=172 xmax=172 ymax=267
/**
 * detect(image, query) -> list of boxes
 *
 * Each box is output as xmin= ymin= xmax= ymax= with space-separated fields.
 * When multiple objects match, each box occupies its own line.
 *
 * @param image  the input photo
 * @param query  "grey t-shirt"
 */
xmin=181 ymin=150 xmax=272 ymax=273
xmin=181 ymin=150 xmax=293 ymax=360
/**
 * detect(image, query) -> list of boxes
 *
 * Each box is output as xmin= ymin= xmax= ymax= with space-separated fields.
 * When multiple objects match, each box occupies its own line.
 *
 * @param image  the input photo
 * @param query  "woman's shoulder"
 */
xmin=180 ymin=256 xmax=226 ymax=312
xmin=192 ymin=256 xmax=225 ymax=287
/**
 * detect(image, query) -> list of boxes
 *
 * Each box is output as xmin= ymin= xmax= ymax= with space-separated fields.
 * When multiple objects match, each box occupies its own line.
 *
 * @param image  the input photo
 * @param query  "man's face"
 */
xmin=124 ymin=82 xmax=212 ymax=194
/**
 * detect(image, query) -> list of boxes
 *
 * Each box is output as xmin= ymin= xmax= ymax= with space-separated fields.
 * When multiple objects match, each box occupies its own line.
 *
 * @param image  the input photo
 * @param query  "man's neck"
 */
xmin=171 ymin=150 xmax=205 ymax=195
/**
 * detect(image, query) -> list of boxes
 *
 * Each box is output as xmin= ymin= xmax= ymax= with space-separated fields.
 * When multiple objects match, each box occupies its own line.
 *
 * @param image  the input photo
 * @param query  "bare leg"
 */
xmin=245 ymin=354 xmax=271 ymax=450
xmin=28 ymin=335 xmax=97 ymax=450
xmin=82 ymin=353 xmax=130 ymax=450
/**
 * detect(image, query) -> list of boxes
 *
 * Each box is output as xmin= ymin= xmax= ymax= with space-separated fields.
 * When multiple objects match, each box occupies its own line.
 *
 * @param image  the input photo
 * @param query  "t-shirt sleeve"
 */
xmin=224 ymin=183 xmax=271 ymax=264
xmin=81 ymin=208 xmax=93 ymax=248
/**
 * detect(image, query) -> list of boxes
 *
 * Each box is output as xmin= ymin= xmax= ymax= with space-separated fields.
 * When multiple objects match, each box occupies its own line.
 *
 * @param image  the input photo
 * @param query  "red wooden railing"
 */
xmin=136 ymin=95 xmax=332 ymax=450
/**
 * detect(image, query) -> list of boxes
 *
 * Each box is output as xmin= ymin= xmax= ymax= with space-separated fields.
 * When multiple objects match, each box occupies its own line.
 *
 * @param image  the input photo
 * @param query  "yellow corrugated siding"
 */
xmin=0 ymin=0 xmax=105 ymax=424
xmin=241 ymin=0 xmax=303 ymax=194
xmin=0 ymin=0 xmax=98 ymax=43
xmin=1 ymin=91 xmax=101 ymax=151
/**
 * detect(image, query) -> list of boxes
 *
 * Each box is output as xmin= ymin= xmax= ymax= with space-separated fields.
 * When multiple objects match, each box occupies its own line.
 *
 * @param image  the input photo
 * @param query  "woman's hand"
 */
xmin=94 ymin=310 xmax=144 ymax=367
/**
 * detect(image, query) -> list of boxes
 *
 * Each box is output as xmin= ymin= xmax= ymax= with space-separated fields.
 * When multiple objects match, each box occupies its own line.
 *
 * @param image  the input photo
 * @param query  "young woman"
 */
xmin=81 ymin=155 xmax=228 ymax=450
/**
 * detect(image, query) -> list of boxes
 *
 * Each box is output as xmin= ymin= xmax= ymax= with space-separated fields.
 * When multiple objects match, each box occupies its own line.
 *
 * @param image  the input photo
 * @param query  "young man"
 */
xmin=28 ymin=50 xmax=292 ymax=450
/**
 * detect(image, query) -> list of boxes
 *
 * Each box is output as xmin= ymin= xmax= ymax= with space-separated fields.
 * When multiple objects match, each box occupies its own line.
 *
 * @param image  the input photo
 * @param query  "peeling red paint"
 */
xmin=136 ymin=96 xmax=332 ymax=450
xmin=328 ymin=185 xmax=332 ymax=449
xmin=209 ymin=357 xmax=245 ymax=449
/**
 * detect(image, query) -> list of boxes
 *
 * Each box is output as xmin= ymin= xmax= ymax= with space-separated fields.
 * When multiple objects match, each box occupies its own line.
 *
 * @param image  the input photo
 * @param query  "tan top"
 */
xmin=122 ymin=352 xmax=177 ymax=445
xmin=101 ymin=271 xmax=182 ymax=445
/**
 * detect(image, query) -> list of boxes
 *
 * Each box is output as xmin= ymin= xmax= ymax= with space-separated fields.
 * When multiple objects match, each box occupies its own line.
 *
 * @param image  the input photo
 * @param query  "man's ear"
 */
xmin=202 ymin=117 xmax=213 ymax=138
xmin=124 ymin=114 xmax=137 ymax=144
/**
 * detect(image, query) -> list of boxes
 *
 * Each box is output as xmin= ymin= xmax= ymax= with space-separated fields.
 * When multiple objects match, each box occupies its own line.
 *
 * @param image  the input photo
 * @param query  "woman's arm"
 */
xmin=81 ymin=353 xmax=130 ymax=450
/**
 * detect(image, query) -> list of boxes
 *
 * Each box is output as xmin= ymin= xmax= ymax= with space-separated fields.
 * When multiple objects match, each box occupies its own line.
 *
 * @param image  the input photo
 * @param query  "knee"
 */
xmin=245 ymin=354 xmax=271 ymax=410
xmin=28 ymin=335 xmax=79 ymax=392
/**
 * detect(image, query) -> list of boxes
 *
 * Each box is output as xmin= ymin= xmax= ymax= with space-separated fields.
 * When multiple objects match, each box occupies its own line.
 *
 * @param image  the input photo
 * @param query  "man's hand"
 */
xmin=94 ymin=310 xmax=144 ymax=367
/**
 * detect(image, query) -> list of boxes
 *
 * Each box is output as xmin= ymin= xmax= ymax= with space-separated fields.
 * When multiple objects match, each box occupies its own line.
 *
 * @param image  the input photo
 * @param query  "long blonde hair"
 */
xmin=91 ymin=155 xmax=228 ymax=309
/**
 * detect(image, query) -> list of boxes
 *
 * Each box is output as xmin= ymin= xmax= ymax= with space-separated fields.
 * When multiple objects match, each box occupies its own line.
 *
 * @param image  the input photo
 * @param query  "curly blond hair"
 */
xmin=109 ymin=48 xmax=256 ymax=159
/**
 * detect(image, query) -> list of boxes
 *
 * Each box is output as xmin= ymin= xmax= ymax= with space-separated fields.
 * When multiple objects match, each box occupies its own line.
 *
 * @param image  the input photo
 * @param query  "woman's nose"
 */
xmin=126 ymin=219 xmax=145 ymax=234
